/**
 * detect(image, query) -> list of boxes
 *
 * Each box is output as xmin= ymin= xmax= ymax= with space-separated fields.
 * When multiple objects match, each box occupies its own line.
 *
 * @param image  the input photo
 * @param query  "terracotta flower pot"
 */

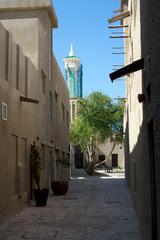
xmin=33 ymin=188 xmax=49 ymax=207
xmin=51 ymin=181 xmax=68 ymax=195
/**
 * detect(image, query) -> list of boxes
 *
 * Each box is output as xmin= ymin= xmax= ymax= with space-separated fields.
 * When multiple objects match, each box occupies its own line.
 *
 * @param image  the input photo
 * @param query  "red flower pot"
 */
xmin=51 ymin=181 xmax=68 ymax=195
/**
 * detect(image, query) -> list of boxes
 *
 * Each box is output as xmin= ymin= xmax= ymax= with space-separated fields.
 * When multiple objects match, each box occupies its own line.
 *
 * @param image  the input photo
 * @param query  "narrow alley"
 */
xmin=0 ymin=170 xmax=141 ymax=240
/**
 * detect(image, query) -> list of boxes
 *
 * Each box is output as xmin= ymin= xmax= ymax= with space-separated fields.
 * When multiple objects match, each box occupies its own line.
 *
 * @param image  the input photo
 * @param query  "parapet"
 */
xmin=0 ymin=0 xmax=58 ymax=27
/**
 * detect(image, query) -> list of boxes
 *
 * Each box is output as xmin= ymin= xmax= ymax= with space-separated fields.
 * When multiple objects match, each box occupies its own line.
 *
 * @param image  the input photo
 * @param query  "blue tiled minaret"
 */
xmin=64 ymin=44 xmax=83 ymax=98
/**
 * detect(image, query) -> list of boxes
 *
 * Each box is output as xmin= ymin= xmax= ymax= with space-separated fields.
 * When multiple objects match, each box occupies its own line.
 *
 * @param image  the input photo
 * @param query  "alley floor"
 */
xmin=0 ymin=170 xmax=142 ymax=240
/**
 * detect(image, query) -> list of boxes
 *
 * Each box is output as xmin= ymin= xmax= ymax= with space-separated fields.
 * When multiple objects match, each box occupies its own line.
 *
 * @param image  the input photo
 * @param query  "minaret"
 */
xmin=69 ymin=43 xmax=74 ymax=56
xmin=64 ymin=45 xmax=84 ymax=169
xmin=63 ymin=44 xmax=83 ymax=99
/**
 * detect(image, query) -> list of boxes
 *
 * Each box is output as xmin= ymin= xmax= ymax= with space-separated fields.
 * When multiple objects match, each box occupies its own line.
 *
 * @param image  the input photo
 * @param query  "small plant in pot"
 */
xmin=30 ymin=141 xmax=49 ymax=206
xmin=51 ymin=158 xmax=70 ymax=195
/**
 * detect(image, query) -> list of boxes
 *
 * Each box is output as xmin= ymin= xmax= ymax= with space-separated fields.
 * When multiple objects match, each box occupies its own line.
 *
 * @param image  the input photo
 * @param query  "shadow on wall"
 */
xmin=125 ymin=114 xmax=157 ymax=240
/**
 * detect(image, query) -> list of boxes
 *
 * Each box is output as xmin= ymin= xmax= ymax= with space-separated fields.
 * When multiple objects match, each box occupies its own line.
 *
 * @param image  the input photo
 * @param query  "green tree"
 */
xmin=70 ymin=92 xmax=124 ymax=174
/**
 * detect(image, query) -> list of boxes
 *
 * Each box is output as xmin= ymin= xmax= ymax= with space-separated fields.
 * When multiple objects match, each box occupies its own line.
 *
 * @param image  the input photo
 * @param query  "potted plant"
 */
xmin=30 ymin=141 xmax=49 ymax=206
xmin=51 ymin=158 xmax=70 ymax=195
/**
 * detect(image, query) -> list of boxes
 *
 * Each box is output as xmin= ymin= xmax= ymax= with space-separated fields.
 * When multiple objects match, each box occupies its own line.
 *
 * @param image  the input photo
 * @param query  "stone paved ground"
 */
xmin=0 ymin=170 xmax=142 ymax=240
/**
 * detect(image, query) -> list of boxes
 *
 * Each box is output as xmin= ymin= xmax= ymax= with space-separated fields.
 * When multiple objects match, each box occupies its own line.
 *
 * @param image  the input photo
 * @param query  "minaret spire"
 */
xmin=69 ymin=43 xmax=74 ymax=56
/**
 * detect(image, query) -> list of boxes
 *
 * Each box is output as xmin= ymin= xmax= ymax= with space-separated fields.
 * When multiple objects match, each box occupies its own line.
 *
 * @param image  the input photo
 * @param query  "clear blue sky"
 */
xmin=52 ymin=0 xmax=125 ymax=99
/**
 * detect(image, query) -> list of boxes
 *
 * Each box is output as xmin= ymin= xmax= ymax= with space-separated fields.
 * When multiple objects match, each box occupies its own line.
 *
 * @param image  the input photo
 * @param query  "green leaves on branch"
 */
xmin=70 ymin=92 xmax=124 ymax=152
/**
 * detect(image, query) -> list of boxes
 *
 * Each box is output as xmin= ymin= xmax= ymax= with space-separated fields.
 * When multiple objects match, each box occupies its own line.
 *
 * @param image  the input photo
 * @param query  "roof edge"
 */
xmin=0 ymin=0 xmax=58 ymax=28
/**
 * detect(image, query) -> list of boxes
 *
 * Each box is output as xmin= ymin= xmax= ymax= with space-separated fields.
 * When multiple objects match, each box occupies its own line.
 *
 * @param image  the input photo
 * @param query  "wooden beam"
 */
xmin=108 ymin=25 xmax=128 ymax=29
xmin=113 ymin=65 xmax=124 ymax=67
xmin=108 ymin=11 xmax=130 ymax=24
xmin=112 ymin=32 xmax=125 ymax=34
xmin=110 ymin=35 xmax=129 ymax=38
xmin=20 ymin=96 xmax=39 ymax=104
xmin=109 ymin=58 xmax=145 ymax=82
xmin=112 ymin=47 xmax=124 ymax=49
xmin=112 ymin=52 xmax=126 ymax=54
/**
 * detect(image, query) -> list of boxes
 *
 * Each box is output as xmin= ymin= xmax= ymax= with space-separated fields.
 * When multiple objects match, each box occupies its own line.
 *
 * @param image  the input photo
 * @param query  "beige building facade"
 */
xmin=97 ymin=140 xmax=124 ymax=168
xmin=0 ymin=0 xmax=70 ymax=222
xmin=109 ymin=0 xmax=160 ymax=239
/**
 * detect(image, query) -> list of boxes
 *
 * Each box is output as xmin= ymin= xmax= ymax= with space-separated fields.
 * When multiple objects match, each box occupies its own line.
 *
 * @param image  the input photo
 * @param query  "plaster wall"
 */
xmin=97 ymin=140 xmax=124 ymax=168
xmin=123 ymin=0 xmax=160 ymax=239
xmin=0 ymin=1 xmax=70 ymax=221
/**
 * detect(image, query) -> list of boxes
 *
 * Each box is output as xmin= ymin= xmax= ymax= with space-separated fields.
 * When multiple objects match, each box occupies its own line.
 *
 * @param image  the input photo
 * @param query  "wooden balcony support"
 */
xmin=112 ymin=47 xmax=124 ymax=49
xmin=109 ymin=58 xmax=145 ymax=82
xmin=112 ymin=32 xmax=125 ymax=35
xmin=113 ymin=65 xmax=124 ymax=67
xmin=112 ymin=52 xmax=126 ymax=55
xmin=108 ymin=25 xmax=128 ymax=29
xmin=108 ymin=11 xmax=130 ymax=24
xmin=110 ymin=35 xmax=129 ymax=38
xmin=20 ymin=96 xmax=39 ymax=104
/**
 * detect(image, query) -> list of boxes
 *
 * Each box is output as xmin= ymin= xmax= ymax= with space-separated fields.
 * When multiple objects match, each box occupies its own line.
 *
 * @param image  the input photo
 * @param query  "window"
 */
xmin=1 ymin=102 xmax=8 ymax=121
xmin=98 ymin=155 xmax=105 ymax=162
xmin=5 ymin=30 xmax=9 ymax=81
xmin=112 ymin=154 xmax=118 ymax=167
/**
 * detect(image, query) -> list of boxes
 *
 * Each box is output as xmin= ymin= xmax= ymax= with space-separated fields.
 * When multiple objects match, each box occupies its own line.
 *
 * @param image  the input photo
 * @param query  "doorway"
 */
xmin=74 ymin=145 xmax=83 ymax=168
xmin=112 ymin=154 xmax=118 ymax=167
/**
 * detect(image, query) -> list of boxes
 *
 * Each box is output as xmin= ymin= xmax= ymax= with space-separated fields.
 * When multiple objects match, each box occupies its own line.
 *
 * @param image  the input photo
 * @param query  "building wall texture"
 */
xmin=97 ymin=140 xmax=124 ymax=168
xmin=0 ymin=0 xmax=70 ymax=222
xmin=123 ymin=0 xmax=160 ymax=239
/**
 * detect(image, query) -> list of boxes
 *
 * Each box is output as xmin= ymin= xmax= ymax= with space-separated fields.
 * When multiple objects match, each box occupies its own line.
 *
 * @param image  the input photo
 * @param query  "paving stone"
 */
xmin=0 ymin=170 xmax=142 ymax=240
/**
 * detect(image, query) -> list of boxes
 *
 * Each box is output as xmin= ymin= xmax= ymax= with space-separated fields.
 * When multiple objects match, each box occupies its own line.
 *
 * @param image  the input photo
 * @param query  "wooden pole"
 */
xmin=20 ymin=96 xmax=39 ymax=104
xmin=112 ymin=47 xmax=124 ymax=49
xmin=112 ymin=52 xmax=126 ymax=54
xmin=110 ymin=35 xmax=129 ymax=38
xmin=108 ymin=11 xmax=130 ymax=24
xmin=111 ymin=32 xmax=125 ymax=34
xmin=113 ymin=65 xmax=124 ymax=66
xmin=108 ymin=25 xmax=128 ymax=29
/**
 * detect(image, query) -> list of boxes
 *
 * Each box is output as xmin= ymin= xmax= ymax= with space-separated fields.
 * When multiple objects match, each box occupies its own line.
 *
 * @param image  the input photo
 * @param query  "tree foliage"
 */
xmin=70 ymin=92 xmax=124 ymax=174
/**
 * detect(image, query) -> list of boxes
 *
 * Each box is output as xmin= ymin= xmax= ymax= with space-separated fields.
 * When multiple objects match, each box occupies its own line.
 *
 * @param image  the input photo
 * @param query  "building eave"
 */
xmin=109 ymin=58 xmax=144 ymax=82
xmin=0 ymin=0 xmax=58 ymax=28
